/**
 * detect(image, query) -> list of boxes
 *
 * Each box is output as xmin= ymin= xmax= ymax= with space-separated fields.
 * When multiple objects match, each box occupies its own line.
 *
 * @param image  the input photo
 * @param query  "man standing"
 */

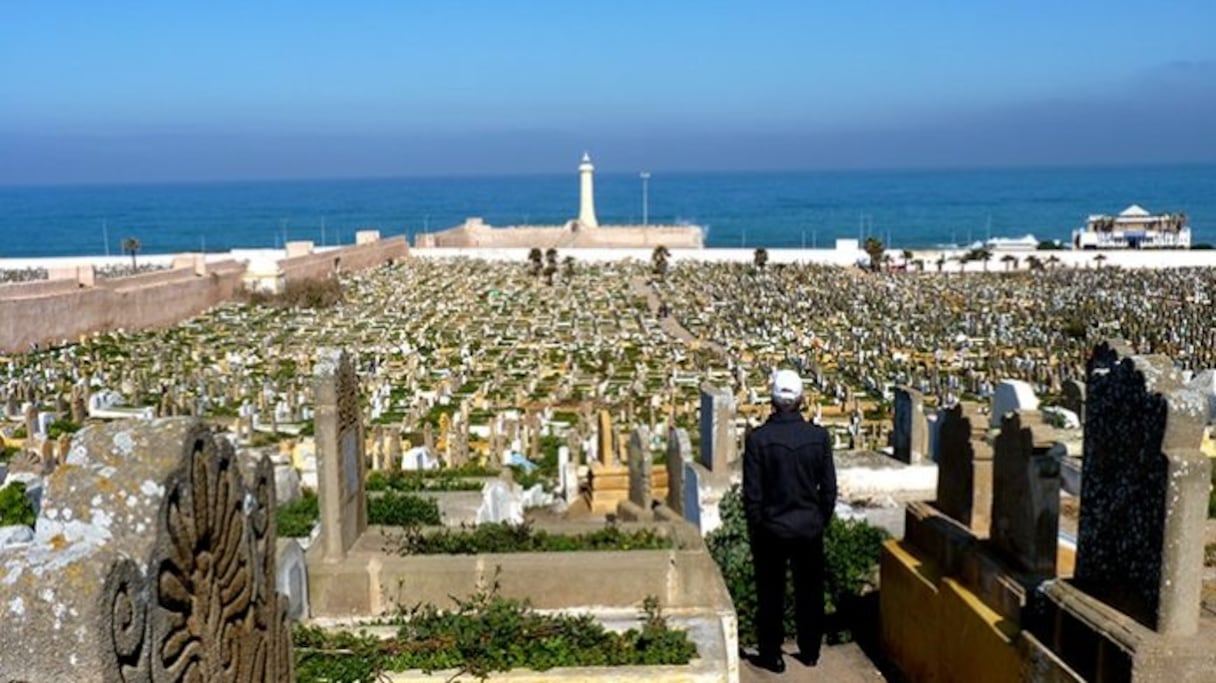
xmin=743 ymin=369 xmax=838 ymax=672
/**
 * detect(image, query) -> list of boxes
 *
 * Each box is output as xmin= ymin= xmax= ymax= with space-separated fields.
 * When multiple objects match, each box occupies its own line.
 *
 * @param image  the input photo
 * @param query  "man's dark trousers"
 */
xmin=752 ymin=527 xmax=825 ymax=661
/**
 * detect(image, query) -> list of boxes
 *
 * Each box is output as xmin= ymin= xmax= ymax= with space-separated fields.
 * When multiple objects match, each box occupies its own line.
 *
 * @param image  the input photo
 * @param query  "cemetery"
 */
xmin=0 ymin=248 xmax=1214 ymax=680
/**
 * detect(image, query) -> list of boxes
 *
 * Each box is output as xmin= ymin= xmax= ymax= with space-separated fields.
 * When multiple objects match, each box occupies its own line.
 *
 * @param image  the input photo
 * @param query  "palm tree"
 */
xmin=934 ymin=254 xmax=946 ymax=273
xmin=1026 ymin=255 xmax=1043 ymax=271
xmin=545 ymin=247 xmax=558 ymax=271
xmin=863 ymin=237 xmax=885 ymax=272
xmin=912 ymin=259 xmax=925 ymax=272
xmin=527 ymin=248 xmax=543 ymax=277
xmin=1000 ymin=254 xmax=1017 ymax=272
xmin=968 ymin=247 xmax=993 ymax=272
xmin=957 ymin=254 xmax=970 ymax=273
xmin=122 ymin=237 xmax=141 ymax=269
xmin=753 ymin=247 xmax=769 ymax=271
xmin=562 ymin=255 xmax=575 ymax=280
xmin=1093 ymin=253 xmax=1107 ymax=269
xmin=651 ymin=245 xmax=670 ymax=279
xmin=901 ymin=249 xmax=914 ymax=267
xmin=1046 ymin=254 xmax=1062 ymax=270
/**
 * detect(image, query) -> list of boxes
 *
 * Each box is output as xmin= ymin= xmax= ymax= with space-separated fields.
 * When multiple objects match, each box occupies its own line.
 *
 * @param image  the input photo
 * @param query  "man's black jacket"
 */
xmin=743 ymin=410 xmax=838 ymax=541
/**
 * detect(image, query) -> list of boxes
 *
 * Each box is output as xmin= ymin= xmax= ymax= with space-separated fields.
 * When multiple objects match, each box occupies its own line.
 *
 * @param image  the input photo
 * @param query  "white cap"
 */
xmin=771 ymin=369 xmax=803 ymax=403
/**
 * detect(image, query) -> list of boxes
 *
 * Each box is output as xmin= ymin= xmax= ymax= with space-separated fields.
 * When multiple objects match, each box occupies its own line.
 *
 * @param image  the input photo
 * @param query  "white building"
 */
xmin=1072 ymin=204 xmax=1191 ymax=250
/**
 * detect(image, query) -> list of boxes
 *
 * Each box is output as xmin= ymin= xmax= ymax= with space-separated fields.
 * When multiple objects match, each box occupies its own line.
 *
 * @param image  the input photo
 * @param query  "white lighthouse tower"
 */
xmin=577 ymin=152 xmax=599 ymax=229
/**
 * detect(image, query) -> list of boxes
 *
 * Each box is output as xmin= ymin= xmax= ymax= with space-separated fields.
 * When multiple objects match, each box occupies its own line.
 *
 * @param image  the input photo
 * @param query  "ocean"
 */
xmin=3 ymin=165 xmax=1214 ymax=257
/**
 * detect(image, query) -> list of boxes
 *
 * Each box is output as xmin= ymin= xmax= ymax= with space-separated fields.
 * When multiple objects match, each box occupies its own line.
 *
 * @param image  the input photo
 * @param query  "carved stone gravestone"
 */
xmin=314 ymin=348 xmax=367 ymax=562
xmin=1074 ymin=342 xmax=1211 ymax=635
xmin=991 ymin=412 xmax=1061 ymax=577
xmin=0 ymin=419 xmax=293 ymax=682
xmin=935 ymin=403 xmax=994 ymax=536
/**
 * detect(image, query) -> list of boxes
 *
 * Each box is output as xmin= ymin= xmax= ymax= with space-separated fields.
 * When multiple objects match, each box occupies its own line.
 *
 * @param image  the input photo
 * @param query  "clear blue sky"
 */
xmin=2 ymin=1 xmax=1214 ymax=183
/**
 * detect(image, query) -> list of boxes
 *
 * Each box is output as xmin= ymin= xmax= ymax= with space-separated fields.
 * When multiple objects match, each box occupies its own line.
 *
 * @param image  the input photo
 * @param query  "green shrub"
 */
xmin=390 ymin=522 xmax=670 ymax=555
xmin=294 ymin=579 xmax=695 ymax=681
xmin=276 ymin=490 xmax=319 ymax=538
xmin=367 ymin=491 xmax=442 ymax=526
xmin=706 ymin=485 xmax=888 ymax=647
xmin=0 ymin=482 xmax=36 ymax=528
xmin=46 ymin=419 xmax=82 ymax=439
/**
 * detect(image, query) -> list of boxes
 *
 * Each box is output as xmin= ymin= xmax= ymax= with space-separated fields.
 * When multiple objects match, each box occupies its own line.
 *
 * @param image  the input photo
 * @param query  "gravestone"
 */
xmin=990 ymin=379 xmax=1039 ymax=427
xmin=991 ymin=412 xmax=1061 ymax=576
xmin=314 ymin=348 xmax=367 ymax=561
xmin=276 ymin=539 xmax=310 ymax=620
xmin=0 ymin=419 xmax=293 ymax=682
xmin=935 ymin=403 xmax=994 ymax=535
xmin=1073 ymin=342 xmax=1212 ymax=635
xmin=892 ymin=386 xmax=929 ymax=464
xmin=1061 ymin=379 xmax=1086 ymax=425
xmin=699 ymin=383 xmax=735 ymax=472
xmin=666 ymin=427 xmax=692 ymax=514
xmin=627 ymin=426 xmax=653 ymax=509
xmin=597 ymin=409 xmax=614 ymax=466
xmin=682 ymin=461 xmax=702 ymax=530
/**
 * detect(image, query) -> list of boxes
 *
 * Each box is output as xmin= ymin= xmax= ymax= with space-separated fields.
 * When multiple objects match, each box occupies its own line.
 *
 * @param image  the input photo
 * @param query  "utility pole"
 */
xmin=640 ymin=171 xmax=651 ymax=226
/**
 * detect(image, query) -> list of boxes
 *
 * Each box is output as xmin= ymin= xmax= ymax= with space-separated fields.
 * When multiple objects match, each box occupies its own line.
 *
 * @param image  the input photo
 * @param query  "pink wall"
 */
xmin=0 ymin=262 xmax=245 ymax=352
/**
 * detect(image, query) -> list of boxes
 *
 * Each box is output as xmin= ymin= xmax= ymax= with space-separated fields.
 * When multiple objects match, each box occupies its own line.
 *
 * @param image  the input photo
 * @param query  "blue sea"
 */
xmin=3 ymin=165 xmax=1215 ymax=257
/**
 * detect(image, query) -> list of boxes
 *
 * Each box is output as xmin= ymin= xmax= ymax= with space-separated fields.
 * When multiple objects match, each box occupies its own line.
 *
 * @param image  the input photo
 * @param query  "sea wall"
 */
xmin=0 ymin=260 xmax=245 ymax=352
xmin=416 ymin=218 xmax=704 ymax=249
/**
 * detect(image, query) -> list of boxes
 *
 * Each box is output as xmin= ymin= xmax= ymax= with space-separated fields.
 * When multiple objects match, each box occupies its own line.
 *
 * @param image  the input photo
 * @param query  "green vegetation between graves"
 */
xmin=389 ymin=521 xmax=671 ymax=555
xmin=0 ymin=482 xmax=37 ymax=528
xmin=276 ymin=489 xmax=443 ymax=537
xmin=365 ymin=469 xmax=484 ymax=493
xmin=706 ymin=485 xmax=888 ymax=647
xmin=294 ymin=579 xmax=696 ymax=683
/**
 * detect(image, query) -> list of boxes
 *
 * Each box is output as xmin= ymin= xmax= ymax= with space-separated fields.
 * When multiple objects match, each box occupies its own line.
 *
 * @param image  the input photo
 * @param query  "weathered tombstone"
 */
xmin=627 ymin=426 xmax=653 ymax=509
xmin=991 ymin=412 xmax=1061 ymax=576
xmin=935 ymin=403 xmax=994 ymax=535
xmin=682 ymin=461 xmax=702 ymax=530
xmin=22 ymin=404 xmax=36 ymax=439
xmin=666 ymin=427 xmax=692 ymax=514
xmin=990 ymin=379 xmax=1039 ymax=427
xmin=1073 ymin=343 xmax=1212 ymax=635
xmin=1061 ymin=379 xmax=1086 ymax=425
xmin=0 ymin=419 xmax=292 ymax=682
xmin=699 ymin=383 xmax=735 ymax=472
xmin=276 ymin=539 xmax=310 ymax=621
xmin=892 ymin=386 xmax=929 ymax=464
xmin=597 ymin=409 xmax=614 ymax=466
xmin=313 ymin=348 xmax=367 ymax=561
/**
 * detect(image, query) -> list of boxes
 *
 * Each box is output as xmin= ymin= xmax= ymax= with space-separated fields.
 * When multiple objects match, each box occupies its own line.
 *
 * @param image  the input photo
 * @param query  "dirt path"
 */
xmin=631 ymin=275 xmax=728 ymax=356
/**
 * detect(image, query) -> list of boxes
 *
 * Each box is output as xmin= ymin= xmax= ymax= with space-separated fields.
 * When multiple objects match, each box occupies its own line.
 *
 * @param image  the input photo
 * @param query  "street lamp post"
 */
xmin=640 ymin=171 xmax=651 ymax=226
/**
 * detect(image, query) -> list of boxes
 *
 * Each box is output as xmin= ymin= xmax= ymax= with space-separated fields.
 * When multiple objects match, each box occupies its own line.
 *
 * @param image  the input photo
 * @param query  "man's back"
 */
xmin=743 ymin=411 xmax=837 ymax=541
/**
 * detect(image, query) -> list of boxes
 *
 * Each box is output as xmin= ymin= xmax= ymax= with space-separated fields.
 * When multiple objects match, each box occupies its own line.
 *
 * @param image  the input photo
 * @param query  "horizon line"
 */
xmin=3 ymin=160 xmax=1216 ymax=191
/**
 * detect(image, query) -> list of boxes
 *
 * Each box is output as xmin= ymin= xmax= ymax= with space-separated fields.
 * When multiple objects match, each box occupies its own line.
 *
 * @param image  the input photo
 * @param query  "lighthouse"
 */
xmin=578 ymin=152 xmax=599 ymax=228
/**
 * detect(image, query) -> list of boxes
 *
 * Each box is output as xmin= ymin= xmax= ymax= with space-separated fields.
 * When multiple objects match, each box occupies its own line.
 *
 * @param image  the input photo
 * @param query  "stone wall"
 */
xmin=0 ymin=260 xmax=246 ymax=352
xmin=278 ymin=235 xmax=409 ymax=287
xmin=0 ymin=419 xmax=292 ymax=682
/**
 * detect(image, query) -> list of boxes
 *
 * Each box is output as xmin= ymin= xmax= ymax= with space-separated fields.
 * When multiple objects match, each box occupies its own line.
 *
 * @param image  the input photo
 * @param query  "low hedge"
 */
xmin=276 ymin=490 xmax=319 ymax=538
xmin=366 ymin=470 xmax=484 ymax=493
